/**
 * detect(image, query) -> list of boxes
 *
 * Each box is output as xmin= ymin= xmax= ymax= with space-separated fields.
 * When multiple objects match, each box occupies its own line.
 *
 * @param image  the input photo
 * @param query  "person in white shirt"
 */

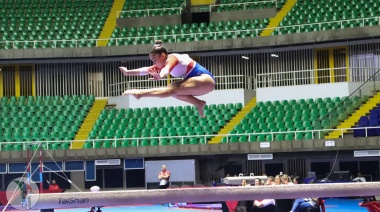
xmin=353 ymin=172 xmax=366 ymax=182
xmin=251 ymin=182 xmax=276 ymax=212
xmin=120 ymin=40 xmax=215 ymax=117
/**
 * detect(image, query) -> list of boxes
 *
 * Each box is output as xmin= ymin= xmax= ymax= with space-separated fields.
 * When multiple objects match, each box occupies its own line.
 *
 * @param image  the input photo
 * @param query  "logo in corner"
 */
xmin=6 ymin=177 xmax=40 ymax=210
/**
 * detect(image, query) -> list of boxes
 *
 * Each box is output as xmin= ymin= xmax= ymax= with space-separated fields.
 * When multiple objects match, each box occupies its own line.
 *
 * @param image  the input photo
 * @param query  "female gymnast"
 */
xmin=119 ymin=40 xmax=215 ymax=117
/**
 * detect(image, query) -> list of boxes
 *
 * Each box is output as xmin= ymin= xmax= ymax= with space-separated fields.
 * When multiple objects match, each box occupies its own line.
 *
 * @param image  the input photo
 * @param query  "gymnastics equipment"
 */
xmin=28 ymin=182 xmax=380 ymax=210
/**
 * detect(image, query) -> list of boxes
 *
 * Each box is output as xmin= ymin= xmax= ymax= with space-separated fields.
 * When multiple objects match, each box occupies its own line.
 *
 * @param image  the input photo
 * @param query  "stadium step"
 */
xmin=72 ymin=99 xmax=108 ymax=149
xmin=209 ymin=97 xmax=257 ymax=144
xmin=97 ymin=0 xmax=126 ymax=46
xmin=325 ymin=92 xmax=380 ymax=139
xmin=260 ymin=0 xmax=298 ymax=37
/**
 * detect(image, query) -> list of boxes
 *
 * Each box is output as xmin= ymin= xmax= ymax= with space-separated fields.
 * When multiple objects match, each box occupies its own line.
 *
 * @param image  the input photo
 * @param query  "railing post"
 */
xmin=365 ymin=127 xmax=368 ymax=137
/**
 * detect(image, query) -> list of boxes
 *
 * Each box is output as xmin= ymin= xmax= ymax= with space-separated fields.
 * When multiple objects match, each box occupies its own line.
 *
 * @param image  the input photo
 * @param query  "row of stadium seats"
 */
xmin=0 ymin=95 xmax=95 ymax=143
xmin=112 ymin=19 xmax=268 ymax=36
xmin=86 ymin=103 xmax=243 ymax=142
xmin=119 ymin=0 xmax=283 ymax=17
xmin=2 ymin=142 xmax=70 ymax=151
xmin=82 ymin=137 xmax=203 ymax=149
xmin=225 ymin=96 xmax=368 ymax=142
xmin=119 ymin=9 xmax=182 ymax=18
xmin=1 ymin=17 xmax=270 ymax=49
xmin=216 ymin=0 xmax=277 ymax=12
xmin=0 ymin=95 xmax=94 ymax=107
xmin=122 ymin=0 xmax=183 ymax=10
xmin=0 ymin=94 xmax=370 ymax=150
xmin=272 ymin=0 xmax=380 ymax=35
xmin=354 ymin=105 xmax=380 ymax=137
xmin=83 ymin=95 xmax=368 ymax=148
xmin=119 ymin=0 xmax=185 ymax=18
xmin=107 ymin=19 xmax=269 ymax=45
xmin=1 ymin=0 xmax=378 ymax=49
xmin=0 ymin=0 xmax=112 ymax=49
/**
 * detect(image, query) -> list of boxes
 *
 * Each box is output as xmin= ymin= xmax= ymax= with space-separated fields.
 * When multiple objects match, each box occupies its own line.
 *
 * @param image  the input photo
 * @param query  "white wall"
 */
xmin=257 ymin=82 xmax=356 ymax=102
xmin=108 ymin=89 xmax=253 ymax=109
xmin=107 ymin=82 xmax=379 ymax=107
xmin=348 ymin=82 xmax=380 ymax=97
xmin=107 ymin=95 xmax=129 ymax=109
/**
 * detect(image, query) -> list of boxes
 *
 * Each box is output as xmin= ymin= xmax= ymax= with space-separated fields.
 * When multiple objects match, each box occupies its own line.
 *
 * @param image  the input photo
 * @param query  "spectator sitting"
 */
xmin=274 ymin=175 xmax=282 ymax=185
xmin=48 ymin=180 xmax=60 ymax=191
xmin=290 ymin=198 xmax=319 ymax=212
xmin=242 ymin=179 xmax=251 ymax=186
xmin=276 ymin=174 xmax=295 ymax=212
xmin=281 ymin=174 xmax=294 ymax=185
xmin=254 ymin=178 xmax=262 ymax=186
xmin=265 ymin=176 xmax=276 ymax=185
xmin=250 ymin=182 xmax=276 ymax=212
xmin=353 ymin=172 xmax=366 ymax=182
xmin=293 ymin=176 xmax=300 ymax=184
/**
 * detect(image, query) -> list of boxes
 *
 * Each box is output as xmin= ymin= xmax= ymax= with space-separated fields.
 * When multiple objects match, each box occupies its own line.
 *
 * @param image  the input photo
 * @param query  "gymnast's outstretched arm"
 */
xmin=119 ymin=66 xmax=153 ymax=76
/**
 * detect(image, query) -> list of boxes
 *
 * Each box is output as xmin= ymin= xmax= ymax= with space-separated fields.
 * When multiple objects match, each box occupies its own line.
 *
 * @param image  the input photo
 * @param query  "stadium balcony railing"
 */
xmin=209 ymin=0 xmax=278 ymax=12
xmin=117 ymin=0 xmax=187 ymax=18
xmin=1 ymin=126 xmax=379 ymax=151
xmin=256 ymin=67 xmax=380 ymax=88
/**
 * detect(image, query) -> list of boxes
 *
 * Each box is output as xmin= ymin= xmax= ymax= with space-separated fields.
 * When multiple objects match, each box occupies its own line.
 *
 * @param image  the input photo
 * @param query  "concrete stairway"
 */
xmin=71 ymin=99 xmax=108 ymax=149
xmin=209 ymin=97 xmax=257 ymax=144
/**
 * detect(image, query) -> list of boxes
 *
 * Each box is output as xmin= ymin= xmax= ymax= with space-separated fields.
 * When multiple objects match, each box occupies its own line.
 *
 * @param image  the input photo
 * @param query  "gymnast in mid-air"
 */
xmin=120 ymin=40 xmax=215 ymax=117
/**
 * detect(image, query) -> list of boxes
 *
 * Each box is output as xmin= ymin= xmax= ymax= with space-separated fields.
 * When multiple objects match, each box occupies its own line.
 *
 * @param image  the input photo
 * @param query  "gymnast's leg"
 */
xmin=123 ymin=74 xmax=215 ymax=117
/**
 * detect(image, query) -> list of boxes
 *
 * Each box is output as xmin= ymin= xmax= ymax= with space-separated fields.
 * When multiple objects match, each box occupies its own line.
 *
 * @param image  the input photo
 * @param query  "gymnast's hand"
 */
xmin=148 ymin=67 xmax=162 ymax=80
xmin=119 ymin=67 xmax=128 ymax=76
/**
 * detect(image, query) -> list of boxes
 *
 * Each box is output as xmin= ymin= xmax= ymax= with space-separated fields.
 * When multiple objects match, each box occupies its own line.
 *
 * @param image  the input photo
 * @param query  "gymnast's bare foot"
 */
xmin=122 ymin=89 xmax=142 ymax=99
xmin=196 ymin=100 xmax=206 ymax=118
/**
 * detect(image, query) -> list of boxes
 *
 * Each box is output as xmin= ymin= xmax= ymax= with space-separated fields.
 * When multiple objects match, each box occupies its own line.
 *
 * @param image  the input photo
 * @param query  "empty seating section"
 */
xmin=272 ymin=0 xmax=380 ymax=35
xmin=225 ymin=96 xmax=366 ymax=143
xmin=120 ymin=0 xmax=185 ymax=18
xmin=354 ymin=105 xmax=380 ymax=137
xmin=108 ymin=19 xmax=269 ymax=45
xmin=216 ymin=0 xmax=280 ymax=12
xmin=84 ymin=103 xmax=242 ymax=148
xmin=1 ymin=0 xmax=378 ymax=49
xmin=0 ymin=95 xmax=95 ymax=151
xmin=0 ymin=0 xmax=113 ymax=49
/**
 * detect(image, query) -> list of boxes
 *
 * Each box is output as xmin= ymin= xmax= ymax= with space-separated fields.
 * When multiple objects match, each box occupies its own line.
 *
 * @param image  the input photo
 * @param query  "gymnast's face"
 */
xmin=150 ymin=53 xmax=166 ymax=68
